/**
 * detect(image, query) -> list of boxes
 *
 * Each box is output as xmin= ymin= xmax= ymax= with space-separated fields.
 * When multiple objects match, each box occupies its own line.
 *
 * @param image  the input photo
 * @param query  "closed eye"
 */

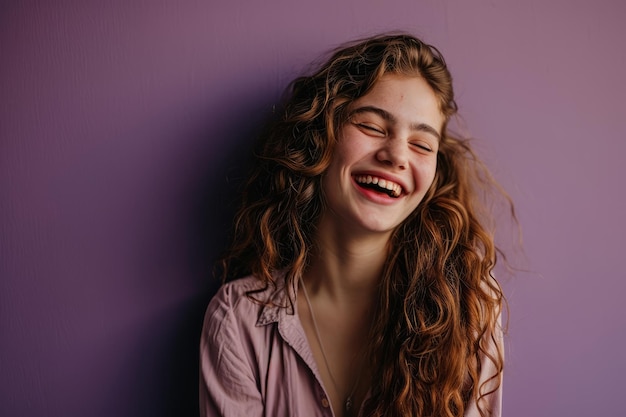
xmin=356 ymin=123 xmax=385 ymax=135
xmin=411 ymin=142 xmax=434 ymax=152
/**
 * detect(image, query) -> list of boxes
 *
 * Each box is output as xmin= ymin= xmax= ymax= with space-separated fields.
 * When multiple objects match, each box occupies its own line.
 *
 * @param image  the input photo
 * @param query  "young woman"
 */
xmin=200 ymin=33 xmax=508 ymax=417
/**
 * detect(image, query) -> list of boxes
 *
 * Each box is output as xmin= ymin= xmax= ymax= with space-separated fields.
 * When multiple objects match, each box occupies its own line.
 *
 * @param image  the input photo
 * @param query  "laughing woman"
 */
xmin=200 ymin=34 xmax=510 ymax=417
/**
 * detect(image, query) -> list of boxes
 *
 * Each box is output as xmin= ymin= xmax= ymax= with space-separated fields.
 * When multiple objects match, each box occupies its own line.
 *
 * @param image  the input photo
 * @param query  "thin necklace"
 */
xmin=301 ymin=281 xmax=362 ymax=414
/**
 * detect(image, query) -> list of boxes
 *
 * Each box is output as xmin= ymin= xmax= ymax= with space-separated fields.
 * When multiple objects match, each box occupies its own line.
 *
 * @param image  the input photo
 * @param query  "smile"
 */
xmin=354 ymin=175 xmax=403 ymax=198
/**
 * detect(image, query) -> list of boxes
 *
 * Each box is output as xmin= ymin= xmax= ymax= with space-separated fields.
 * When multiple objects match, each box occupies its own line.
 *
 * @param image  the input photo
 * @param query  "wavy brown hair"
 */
xmin=218 ymin=33 xmax=510 ymax=417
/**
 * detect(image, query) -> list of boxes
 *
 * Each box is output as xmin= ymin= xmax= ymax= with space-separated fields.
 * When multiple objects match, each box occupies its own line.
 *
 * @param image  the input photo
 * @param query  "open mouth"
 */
xmin=354 ymin=175 xmax=402 ymax=198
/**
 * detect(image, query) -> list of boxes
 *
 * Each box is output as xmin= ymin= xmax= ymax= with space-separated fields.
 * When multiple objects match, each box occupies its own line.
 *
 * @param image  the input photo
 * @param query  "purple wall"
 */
xmin=2 ymin=1 xmax=625 ymax=416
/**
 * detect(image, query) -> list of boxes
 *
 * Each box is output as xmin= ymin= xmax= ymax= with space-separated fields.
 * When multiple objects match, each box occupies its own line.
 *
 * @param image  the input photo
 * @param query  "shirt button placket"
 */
xmin=321 ymin=397 xmax=330 ymax=409
xmin=315 ymin=383 xmax=332 ymax=415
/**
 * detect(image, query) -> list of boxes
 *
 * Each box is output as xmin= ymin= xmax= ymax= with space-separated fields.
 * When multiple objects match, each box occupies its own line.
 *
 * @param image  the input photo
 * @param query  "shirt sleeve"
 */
xmin=199 ymin=284 xmax=264 ymax=417
xmin=464 ymin=312 xmax=504 ymax=417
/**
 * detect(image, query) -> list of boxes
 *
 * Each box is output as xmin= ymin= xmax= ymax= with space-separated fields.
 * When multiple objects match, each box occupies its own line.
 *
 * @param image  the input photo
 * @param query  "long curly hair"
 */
xmin=219 ymin=33 xmax=510 ymax=417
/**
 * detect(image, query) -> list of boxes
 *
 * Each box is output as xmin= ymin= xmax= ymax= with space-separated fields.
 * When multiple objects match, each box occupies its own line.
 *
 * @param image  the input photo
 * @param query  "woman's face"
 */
xmin=321 ymin=74 xmax=445 ymax=237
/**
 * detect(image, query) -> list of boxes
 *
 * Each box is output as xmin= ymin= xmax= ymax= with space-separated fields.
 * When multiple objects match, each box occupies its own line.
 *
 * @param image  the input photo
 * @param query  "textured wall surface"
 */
xmin=2 ymin=1 xmax=625 ymax=416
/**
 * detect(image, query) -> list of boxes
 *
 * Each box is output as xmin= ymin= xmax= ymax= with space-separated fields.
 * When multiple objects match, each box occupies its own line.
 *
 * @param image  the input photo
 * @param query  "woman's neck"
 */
xmin=303 ymin=216 xmax=390 ymax=305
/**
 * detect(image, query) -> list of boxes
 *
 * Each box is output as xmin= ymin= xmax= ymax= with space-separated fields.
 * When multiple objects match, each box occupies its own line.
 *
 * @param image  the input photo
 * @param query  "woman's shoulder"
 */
xmin=214 ymin=275 xmax=265 ymax=300
xmin=205 ymin=276 xmax=264 ymax=319
xmin=203 ymin=274 xmax=289 ymax=331
xmin=200 ymin=274 xmax=291 ymax=364
xmin=201 ymin=276 xmax=264 ymax=350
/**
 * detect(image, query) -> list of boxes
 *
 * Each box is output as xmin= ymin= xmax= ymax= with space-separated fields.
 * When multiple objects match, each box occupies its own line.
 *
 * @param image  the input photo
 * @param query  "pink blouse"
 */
xmin=199 ymin=276 xmax=502 ymax=417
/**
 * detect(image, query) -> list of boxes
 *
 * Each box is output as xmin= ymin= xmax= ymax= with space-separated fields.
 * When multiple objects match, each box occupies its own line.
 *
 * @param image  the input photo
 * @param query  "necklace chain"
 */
xmin=301 ymin=281 xmax=361 ymax=414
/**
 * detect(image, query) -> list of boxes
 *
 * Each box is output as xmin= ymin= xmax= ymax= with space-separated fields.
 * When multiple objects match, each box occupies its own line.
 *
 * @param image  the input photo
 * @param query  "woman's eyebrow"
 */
xmin=349 ymin=105 xmax=442 ymax=141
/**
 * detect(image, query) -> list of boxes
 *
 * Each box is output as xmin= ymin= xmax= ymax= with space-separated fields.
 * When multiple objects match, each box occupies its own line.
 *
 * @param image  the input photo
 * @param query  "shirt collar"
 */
xmin=256 ymin=271 xmax=298 ymax=326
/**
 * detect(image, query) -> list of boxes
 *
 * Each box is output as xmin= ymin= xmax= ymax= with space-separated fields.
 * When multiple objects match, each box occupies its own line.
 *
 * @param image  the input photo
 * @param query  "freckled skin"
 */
xmin=320 ymin=74 xmax=445 ymax=238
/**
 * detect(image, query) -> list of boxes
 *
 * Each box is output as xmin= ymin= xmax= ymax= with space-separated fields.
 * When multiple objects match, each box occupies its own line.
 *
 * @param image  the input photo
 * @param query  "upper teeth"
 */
xmin=355 ymin=175 xmax=402 ymax=197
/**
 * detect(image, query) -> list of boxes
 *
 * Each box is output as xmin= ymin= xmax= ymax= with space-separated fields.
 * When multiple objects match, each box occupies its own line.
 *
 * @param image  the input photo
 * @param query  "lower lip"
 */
xmin=352 ymin=178 xmax=401 ymax=205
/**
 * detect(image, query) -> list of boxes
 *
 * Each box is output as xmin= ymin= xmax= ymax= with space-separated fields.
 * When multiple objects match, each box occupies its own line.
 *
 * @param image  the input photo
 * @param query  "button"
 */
xmin=321 ymin=397 xmax=330 ymax=408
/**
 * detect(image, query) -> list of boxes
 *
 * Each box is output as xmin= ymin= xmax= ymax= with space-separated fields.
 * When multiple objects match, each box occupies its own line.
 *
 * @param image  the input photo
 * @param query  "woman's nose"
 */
xmin=376 ymin=139 xmax=408 ymax=170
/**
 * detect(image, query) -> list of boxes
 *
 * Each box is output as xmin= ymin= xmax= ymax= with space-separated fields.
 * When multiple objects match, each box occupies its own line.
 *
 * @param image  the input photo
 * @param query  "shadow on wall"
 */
xmin=154 ymin=90 xmax=278 ymax=416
